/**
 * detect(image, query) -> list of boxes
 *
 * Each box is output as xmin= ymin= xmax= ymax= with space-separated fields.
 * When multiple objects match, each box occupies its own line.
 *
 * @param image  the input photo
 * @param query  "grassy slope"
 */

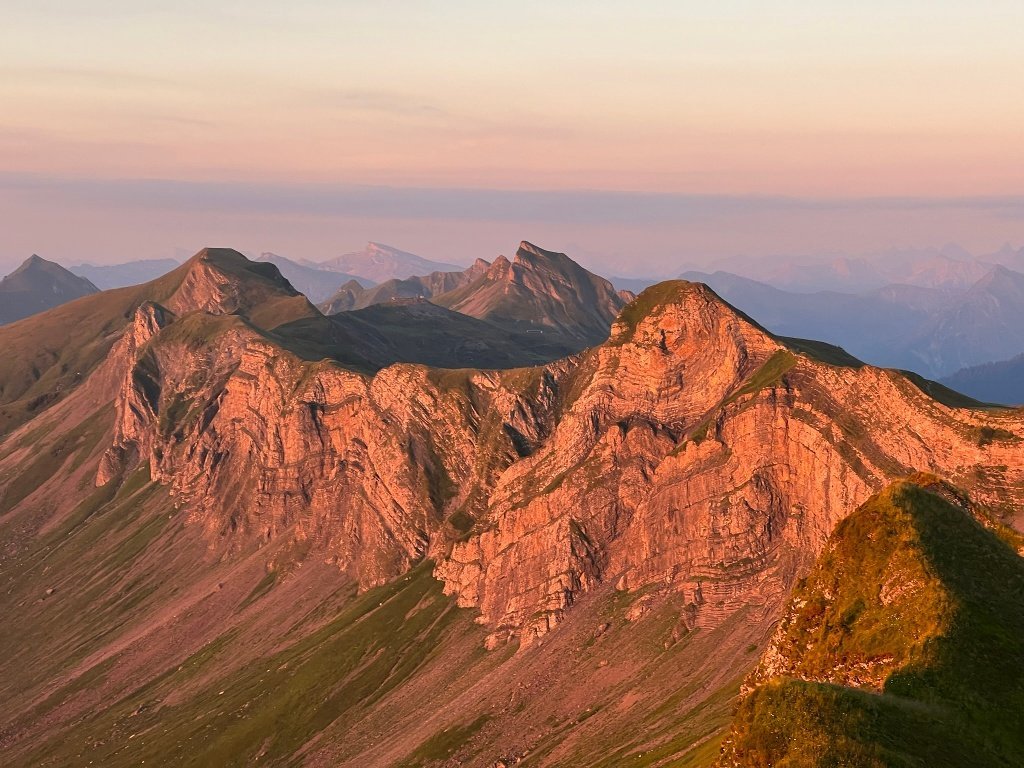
xmin=0 ymin=266 xmax=187 ymax=435
xmin=11 ymin=563 xmax=464 ymax=768
xmin=720 ymin=479 xmax=1024 ymax=767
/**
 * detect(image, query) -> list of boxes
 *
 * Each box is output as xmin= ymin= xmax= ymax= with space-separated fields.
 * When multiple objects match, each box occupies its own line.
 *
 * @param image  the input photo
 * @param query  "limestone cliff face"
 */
xmin=438 ymin=285 xmax=1023 ymax=644
xmin=96 ymin=277 xmax=1024 ymax=642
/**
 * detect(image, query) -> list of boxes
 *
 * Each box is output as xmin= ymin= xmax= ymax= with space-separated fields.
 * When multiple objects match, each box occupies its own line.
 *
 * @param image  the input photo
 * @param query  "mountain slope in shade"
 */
xmin=70 ymin=258 xmax=181 ymax=289
xmin=316 ymin=242 xmax=463 ymax=282
xmin=719 ymin=476 xmax=1024 ymax=767
xmin=433 ymin=240 xmax=626 ymax=347
xmin=0 ymin=266 xmax=1022 ymax=766
xmin=320 ymin=258 xmax=491 ymax=314
xmin=941 ymin=353 xmax=1024 ymax=406
xmin=0 ymin=255 xmax=98 ymax=325
xmin=256 ymin=252 xmax=372 ymax=303
xmin=281 ymin=298 xmax=570 ymax=371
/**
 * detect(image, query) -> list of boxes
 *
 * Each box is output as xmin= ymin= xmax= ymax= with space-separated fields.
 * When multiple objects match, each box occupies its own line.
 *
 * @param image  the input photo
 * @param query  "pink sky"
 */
xmin=1 ymin=1 xmax=1022 ymax=272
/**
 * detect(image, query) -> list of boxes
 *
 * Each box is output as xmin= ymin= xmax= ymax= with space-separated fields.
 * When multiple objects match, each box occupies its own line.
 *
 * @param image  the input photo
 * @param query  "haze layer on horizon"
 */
xmin=2 ymin=1 xmax=1022 ymax=273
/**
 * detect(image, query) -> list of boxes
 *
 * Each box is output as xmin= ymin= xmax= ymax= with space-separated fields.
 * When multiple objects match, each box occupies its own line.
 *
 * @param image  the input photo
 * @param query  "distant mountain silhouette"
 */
xmin=0 ymin=255 xmax=98 ymax=325
xmin=70 ymin=259 xmax=182 ymax=289
xmin=941 ymin=353 xmax=1024 ymax=405
xmin=256 ymin=252 xmax=372 ymax=303
xmin=314 ymin=242 xmax=462 ymax=282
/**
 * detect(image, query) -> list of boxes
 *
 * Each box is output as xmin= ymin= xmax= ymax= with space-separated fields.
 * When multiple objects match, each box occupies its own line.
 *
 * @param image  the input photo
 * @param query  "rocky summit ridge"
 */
xmin=0 ymin=247 xmax=1022 ymax=767
xmin=90 ymin=262 xmax=1024 ymax=644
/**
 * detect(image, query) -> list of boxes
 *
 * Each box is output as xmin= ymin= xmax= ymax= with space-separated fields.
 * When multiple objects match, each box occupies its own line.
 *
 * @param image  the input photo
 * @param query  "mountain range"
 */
xmin=0 ymin=242 xmax=1021 ymax=766
xmin=320 ymin=258 xmax=492 ymax=314
xmin=941 ymin=353 xmax=1024 ymax=405
xmin=699 ymin=242 xmax=1024 ymax=293
xmin=70 ymin=258 xmax=183 ymax=290
xmin=311 ymin=241 xmax=464 ymax=282
xmin=12 ymin=241 xmax=1024 ymax=391
xmin=684 ymin=265 xmax=1024 ymax=381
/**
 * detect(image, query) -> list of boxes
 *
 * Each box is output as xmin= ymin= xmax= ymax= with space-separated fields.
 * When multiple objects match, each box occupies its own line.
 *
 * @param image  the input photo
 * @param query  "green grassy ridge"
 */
xmin=720 ymin=478 xmax=1024 ymax=767
xmin=897 ymin=369 xmax=992 ymax=410
xmin=777 ymin=336 xmax=863 ymax=368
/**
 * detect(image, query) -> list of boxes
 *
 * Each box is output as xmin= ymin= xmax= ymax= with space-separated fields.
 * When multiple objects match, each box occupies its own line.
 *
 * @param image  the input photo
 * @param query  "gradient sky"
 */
xmin=2 ymin=1 xmax=1023 ymax=273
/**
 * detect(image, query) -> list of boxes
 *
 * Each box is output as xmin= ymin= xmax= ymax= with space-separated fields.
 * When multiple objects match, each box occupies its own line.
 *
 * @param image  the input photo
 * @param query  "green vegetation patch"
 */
xmin=725 ymin=350 xmax=797 ymax=406
xmin=238 ymin=568 xmax=278 ymax=610
xmin=720 ymin=480 xmax=1024 ymax=767
xmin=16 ymin=562 xmax=473 ymax=768
xmin=395 ymin=714 xmax=491 ymax=768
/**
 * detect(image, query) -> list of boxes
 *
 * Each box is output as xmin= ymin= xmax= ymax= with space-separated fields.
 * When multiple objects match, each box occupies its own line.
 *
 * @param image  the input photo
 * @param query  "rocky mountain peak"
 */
xmin=514 ymin=239 xmax=552 ymax=262
xmin=511 ymin=241 xmax=577 ymax=276
xmin=166 ymin=247 xmax=314 ymax=328
xmin=486 ymin=254 xmax=513 ymax=277
xmin=7 ymin=253 xmax=83 ymax=281
xmin=609 ymin=280 xmax=775 ymax=354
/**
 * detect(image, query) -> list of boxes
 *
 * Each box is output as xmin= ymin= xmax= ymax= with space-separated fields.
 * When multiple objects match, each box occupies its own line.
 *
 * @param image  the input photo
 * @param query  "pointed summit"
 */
xmin=432 ymin=241 xmax=625 ymax=349
xmin=0 ymin=254 xmax=99 ymax=325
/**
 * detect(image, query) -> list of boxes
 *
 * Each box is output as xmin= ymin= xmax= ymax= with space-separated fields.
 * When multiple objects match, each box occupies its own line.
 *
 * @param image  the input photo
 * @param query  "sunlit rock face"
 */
xmin=96 ymin=272 xmax=1024 ymax=645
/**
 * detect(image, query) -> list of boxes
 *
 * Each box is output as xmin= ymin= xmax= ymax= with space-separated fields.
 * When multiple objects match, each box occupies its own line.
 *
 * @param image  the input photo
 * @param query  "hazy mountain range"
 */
xmin=255 ymin=252 xmax=373 ymax=303
xmin=941 ymin=353 xmax=1024 ymax=405
xmin=0 ymin=243 xmax=1020 ymax=766
xmin=7 ymin=240 xmax=1024 ymax=400
xmin=310 ymin=241 xmax=463 ymax=282
xmin=684 ymin=264 xmax=1024 ymax=380
xmin=698 ymin=242 xmax=1024 ymax=293
xmin=70 ymin=258 xmax=183 ymax=290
